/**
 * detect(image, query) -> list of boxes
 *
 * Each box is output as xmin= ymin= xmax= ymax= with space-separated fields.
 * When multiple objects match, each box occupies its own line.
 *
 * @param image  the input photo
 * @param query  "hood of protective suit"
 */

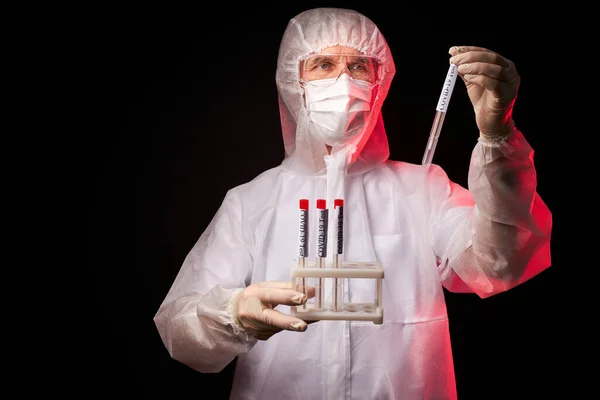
xmin=276 ymin=8 xmax=396 ymax=177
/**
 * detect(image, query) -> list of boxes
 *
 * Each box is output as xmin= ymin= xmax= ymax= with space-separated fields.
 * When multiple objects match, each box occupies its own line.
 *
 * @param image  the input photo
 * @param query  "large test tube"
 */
xmin=422 ymin=63 xmax=458 ymax=166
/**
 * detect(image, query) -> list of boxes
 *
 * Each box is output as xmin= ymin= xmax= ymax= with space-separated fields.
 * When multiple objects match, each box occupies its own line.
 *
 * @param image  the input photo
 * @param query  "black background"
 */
xmin=90 ymin=3 xmax=573 ymax=399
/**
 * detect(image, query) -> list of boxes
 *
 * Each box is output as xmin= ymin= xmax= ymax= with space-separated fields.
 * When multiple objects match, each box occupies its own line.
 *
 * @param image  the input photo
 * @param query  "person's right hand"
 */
xmin=232 ymin=281 xmax=315 ymax=340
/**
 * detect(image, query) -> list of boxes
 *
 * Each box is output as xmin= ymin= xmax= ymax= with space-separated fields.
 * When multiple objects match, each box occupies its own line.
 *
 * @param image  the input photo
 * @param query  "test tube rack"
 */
xmin=289 ymin=260 xmax=384 ymax=324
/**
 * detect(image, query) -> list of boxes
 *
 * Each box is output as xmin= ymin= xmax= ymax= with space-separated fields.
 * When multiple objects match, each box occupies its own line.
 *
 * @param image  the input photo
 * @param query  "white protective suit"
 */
xmin=154 ymin=7 xmax=552 ymax=400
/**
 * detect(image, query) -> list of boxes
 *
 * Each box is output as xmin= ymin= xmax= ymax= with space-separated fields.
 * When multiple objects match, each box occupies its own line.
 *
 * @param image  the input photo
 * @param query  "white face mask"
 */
xmin=303 ymin=74 xmax=373 ymax=147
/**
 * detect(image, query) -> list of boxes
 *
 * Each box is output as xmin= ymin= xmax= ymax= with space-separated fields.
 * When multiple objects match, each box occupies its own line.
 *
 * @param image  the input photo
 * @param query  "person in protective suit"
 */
xmin=154 ymin=7 xmax=552 ymax=400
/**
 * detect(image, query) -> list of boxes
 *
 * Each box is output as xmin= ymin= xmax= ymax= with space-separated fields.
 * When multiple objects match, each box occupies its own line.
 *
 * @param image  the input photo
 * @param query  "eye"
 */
xmin=349 ymin=63 xmax=367 ymax=72
xmin=315 ymin=62 xmax=332 ymax=71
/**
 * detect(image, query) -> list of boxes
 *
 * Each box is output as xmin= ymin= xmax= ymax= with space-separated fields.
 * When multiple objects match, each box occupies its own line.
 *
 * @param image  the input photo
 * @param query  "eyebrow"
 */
xmin=306 ymin=56 xmax=335 ymax=67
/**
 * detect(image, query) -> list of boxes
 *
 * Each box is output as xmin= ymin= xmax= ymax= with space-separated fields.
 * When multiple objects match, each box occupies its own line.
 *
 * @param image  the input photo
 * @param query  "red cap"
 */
xmin=317 ymin=199 xmax=326 ymax=209
xmin=334 ymin=199 xmax=344 ymax=208
xmin=299 ymin=199 xmax=309 ymax=210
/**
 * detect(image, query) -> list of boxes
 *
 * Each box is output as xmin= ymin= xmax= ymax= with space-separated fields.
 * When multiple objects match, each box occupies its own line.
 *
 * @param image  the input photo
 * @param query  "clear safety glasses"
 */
xmin=300 ymin=53 xmax=381 ymax=86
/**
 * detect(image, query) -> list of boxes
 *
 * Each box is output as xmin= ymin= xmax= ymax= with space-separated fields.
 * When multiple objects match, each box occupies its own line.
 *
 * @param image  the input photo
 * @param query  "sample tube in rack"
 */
xmin=333 ymin=199 xmax=344 ymax=311
xmin=315 ymin=199 xmax=328 ymax=309
xmin=298 ymin=199 xmax=309 ymax=298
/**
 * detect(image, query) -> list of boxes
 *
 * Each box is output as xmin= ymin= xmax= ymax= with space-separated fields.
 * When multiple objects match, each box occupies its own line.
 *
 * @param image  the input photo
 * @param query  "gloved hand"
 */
xmin=232 ymin=281 xmax=315 ymax=341
xmin=449 ymin=46 xmax=520 ymax=139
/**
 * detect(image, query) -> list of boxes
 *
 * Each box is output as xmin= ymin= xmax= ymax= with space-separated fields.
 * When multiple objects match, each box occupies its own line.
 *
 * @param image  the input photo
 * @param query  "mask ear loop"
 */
xmin=298 ymin=77 xmax=309 ymax=109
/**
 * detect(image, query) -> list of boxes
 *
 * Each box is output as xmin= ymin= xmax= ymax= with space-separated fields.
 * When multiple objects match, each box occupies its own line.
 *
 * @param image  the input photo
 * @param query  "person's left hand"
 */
xmin=449 ymin=46 xmax=520 ymax=139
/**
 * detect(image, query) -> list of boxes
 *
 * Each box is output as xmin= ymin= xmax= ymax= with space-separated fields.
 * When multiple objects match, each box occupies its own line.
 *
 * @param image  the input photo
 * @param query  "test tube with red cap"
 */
xmin=298 ymin=199 xmax=309 ymax=297
xmin=333 ymin=199 xmax=344 ymax=311
xmin=315 ymin=199 xmax=328 ymax=309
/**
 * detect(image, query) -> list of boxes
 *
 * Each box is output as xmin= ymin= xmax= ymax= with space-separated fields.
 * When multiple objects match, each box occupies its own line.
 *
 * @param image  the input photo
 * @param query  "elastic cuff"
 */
xmin=227 ymin=288 xmax=252 ymax=340
xmin=478 ymin=126 xmax=517 ymax=148
xmin=478 ymin=119 xmax=518 ymax=147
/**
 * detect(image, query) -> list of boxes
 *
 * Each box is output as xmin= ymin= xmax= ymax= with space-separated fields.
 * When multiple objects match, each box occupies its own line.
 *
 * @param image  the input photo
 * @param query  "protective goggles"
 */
xmin=300 ymin=53 xmax=381 ymax=85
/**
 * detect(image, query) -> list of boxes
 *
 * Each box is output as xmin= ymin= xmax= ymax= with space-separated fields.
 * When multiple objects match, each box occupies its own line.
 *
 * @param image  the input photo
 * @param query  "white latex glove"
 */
xmin=232 ymin=281 xmax=315 ymax=341
xmin=449 ymin=45 xmax=520 ymax=139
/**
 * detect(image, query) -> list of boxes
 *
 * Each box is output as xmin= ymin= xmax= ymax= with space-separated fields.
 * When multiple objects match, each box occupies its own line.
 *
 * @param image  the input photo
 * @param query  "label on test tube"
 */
xmin=334 ymin=199 xmax=344 ymax=255
xmin=435 ymin=64 xmax=457 ymax=113
xmin=298 ymin=199 xmax=308 ymax=258
xmin=317 ymin=199 xmax=328 ymax=258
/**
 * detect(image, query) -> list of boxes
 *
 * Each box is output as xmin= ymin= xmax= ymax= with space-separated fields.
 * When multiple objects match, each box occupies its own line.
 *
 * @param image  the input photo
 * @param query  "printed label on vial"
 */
xmin=336 ymin=206 xmax=343 ymax=254
xmin=436 ymin=64 xmax=457 ymax=113
xmin=298 ymin=209 xmax=307 ymax=257
xmin=317 ymin=209 xmax=328 ymax=258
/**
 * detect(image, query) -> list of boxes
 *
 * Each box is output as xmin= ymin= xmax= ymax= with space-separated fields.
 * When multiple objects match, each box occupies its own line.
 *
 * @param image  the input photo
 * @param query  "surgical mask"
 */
xmin=303 ymin=74 xmax=373 ymax=147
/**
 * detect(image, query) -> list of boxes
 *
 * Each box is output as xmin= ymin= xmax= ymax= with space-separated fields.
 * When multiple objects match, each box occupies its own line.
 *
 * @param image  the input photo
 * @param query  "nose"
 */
xmin=336 ymin=67 xmax=350 ymax=80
